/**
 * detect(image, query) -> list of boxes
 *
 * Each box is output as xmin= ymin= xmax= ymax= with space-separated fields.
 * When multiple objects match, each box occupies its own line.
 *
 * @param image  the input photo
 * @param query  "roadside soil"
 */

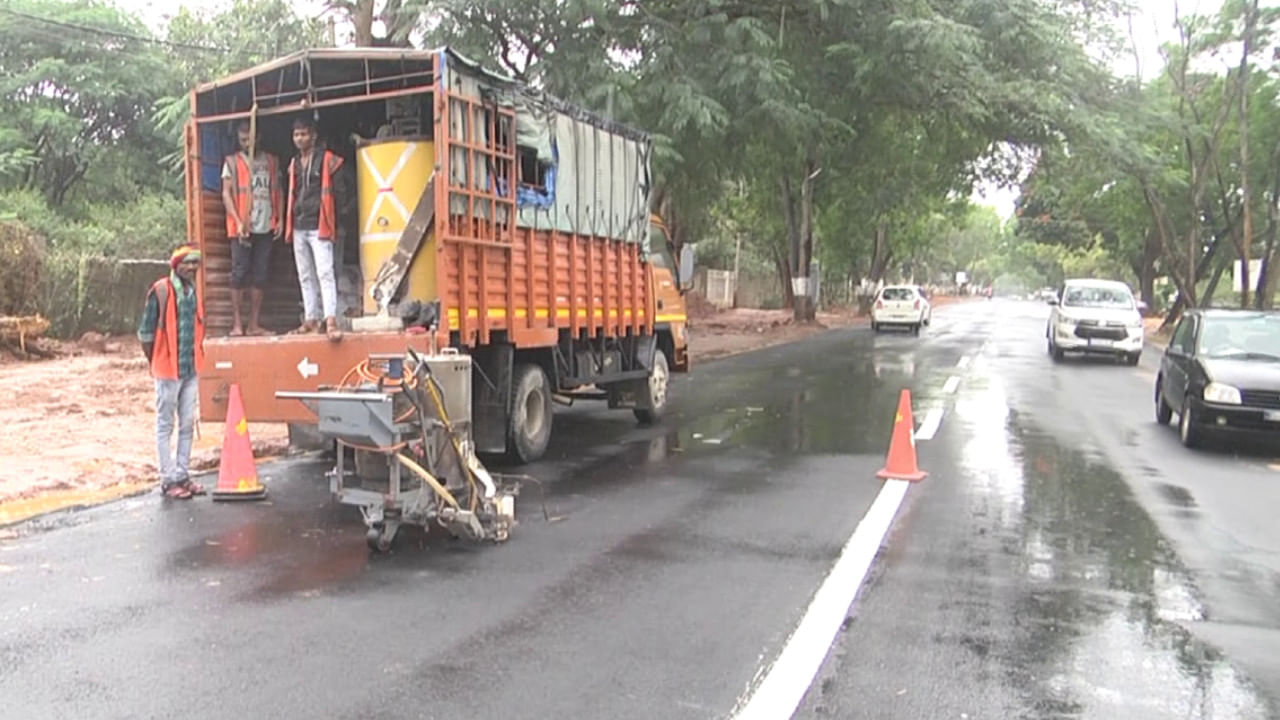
xmin=0 ymin=296 xmax=966 ymax=525
xmin=0 ymin=335 xmax=290 ymax=524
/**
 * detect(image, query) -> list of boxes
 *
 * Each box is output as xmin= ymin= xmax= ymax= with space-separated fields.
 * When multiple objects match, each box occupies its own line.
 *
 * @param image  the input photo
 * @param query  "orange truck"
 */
xmin=187 ymin=48 xmax=693 ymax=462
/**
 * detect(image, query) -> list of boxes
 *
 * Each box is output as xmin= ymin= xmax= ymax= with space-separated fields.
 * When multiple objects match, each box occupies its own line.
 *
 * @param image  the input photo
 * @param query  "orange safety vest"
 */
xmin=225 ymin=152 xmax=282 ymax=236
xmin=286 ymin=150 xmax=344 ymax=242
xmin=147 ymin=277 xmax=205 ymax=380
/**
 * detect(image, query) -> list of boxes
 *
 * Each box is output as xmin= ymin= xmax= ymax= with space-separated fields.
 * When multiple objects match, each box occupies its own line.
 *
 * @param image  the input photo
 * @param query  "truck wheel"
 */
xmin=634 ymin=349 xmax=670 ymax=424
xmin=508 ymin=363 xmax=553 ymax=463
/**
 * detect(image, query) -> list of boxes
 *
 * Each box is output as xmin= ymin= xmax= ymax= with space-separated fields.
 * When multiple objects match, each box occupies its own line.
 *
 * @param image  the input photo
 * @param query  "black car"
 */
xmin=1155 ymin=309 xmax=1280 ymax=447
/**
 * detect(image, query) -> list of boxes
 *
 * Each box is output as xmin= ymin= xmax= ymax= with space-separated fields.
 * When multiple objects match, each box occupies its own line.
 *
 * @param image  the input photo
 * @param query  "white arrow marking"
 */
xmin=297 ymin=357 xmax=319 ymax=379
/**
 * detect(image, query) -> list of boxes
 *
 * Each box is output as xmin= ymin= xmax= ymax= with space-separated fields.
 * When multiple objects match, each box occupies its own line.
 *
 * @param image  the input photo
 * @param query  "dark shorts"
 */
xmin=230 ymin=232 xmax=273 ymax=289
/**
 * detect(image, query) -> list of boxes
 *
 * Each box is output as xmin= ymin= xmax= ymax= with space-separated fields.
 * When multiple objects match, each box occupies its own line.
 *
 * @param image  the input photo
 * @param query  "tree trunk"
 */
xmin=1257 ymin=141 xmax=1280 ymax=308
xmin=869 ymin=221 xmax=893 ymax=284
xmin=1203 ymin=254 xmax=1230 ymax=307
xmin=772 ymin=246 xmax=794 ymax=309
xmin=1160 ymin=231 xmax=1228 ymax=328
xmin=352 ymin=0 xmax=376 ymax=46
xmin=1237 ymin=0 xmax=1258 ymax=307
xmin=1139 ymin=229 xmax=1159 ymax=310
xmin=778 ymin=158 xmax=819 ymax=323
xmin=793 ymin=155 xmax=818 ymax=322
xmin=778 ymin=174 xmax=797 ymax=310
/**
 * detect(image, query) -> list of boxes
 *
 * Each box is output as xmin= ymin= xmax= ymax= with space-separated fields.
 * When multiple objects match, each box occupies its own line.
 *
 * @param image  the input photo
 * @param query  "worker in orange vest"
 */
xmin=286 ymin=116 xmax=351 ymax=341
xmin=221 ymin=120 xmax=282 ymax=337
xmin=137 ymin=245 xmax=207 ymax=500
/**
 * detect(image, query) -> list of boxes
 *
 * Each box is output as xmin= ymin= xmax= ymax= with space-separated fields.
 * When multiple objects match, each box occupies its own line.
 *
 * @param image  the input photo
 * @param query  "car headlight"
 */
xmin=1203 ymin=382 xmax=1242 ymax=405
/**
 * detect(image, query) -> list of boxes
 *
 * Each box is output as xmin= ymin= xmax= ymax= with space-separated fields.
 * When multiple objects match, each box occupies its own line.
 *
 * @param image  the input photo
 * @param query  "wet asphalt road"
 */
xmin=3 ymin=300 xmax=1280 ymax=719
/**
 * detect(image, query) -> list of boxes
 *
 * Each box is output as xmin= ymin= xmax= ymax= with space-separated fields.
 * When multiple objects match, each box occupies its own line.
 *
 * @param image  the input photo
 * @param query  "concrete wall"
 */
xmin=77 ymin=258 xmax=170 ymax=336
xmin=40 ymin=255 xmax=169 ymax=338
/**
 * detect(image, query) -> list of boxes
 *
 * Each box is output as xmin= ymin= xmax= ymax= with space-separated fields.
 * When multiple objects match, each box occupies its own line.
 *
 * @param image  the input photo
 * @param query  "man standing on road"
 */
xmin=221 ymin=120 xmax=282 ymax=337
xmin=137 ymin=245 xmax=207 ymax=500
xmin=286 ymin=116 xmax=350 ymax=341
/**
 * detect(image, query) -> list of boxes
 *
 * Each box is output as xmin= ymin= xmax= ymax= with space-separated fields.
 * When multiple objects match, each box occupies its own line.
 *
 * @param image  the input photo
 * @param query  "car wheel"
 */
xmin=1126 ymin=352 xmax=1141 ymax=366
xmin=911 ymin=323 xmax=921 ymax=336
xmin=1179 ymin=394 xmax=1202 ymax=449
xmin=1154 ymin=377 xmax=1173 ymax=425
xmin=1051 ymin=342 xmax=1065 ymax=362
xmin=871 ymin=322 xmax=880 ymax=333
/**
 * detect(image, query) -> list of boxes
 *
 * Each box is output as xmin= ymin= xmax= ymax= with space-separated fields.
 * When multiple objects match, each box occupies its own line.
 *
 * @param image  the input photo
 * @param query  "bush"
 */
xmin=37 ymin=250 xmax=84 ymax=336
xmin=0 ymin=189 xmax=184 ymax=259
xmin=82 ymin=193 xmax=186 ymax=258
xmin=0 ymin=219 xmax=45 ymax=315
xmin=0 ymin=188 xmax=184 ymax=336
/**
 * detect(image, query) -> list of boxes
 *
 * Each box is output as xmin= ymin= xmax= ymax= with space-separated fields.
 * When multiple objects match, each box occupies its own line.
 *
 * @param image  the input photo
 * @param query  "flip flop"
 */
xmin=181 ymin=479 xmax=207 ymax=496
xmin=229 ymin=328 xmax=245 ymax=337
xmin=163 ymin=483 xmax=193 ymax=500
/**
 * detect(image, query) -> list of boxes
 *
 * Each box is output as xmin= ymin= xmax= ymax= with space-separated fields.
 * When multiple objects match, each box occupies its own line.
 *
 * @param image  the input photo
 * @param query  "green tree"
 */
xmin=0 ymin=0 xmax=176 ymax=207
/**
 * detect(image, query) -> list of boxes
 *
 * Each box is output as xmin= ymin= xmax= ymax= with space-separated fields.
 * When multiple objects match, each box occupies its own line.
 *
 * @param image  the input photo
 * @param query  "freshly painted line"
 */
xmin=915 ymin=408 xmax=944 ymax=441
xmin=729 ymin=479 xmax=912 ymax=720
xmin=956 ymin=355 xmax=971 ymax=370
xmin=943 ymin=376 xmax=961 ymax=394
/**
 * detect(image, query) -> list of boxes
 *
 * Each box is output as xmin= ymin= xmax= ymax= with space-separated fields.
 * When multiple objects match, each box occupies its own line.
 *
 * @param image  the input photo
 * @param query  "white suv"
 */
xmin=1046 ymin=279 xmax=1144 ymax=365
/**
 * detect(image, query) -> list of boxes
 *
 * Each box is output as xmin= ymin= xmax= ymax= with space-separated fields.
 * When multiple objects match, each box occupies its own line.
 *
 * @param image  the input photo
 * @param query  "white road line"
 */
xmin=915 ymin=408 xmax=944 ymax=441
xmin=730 ymin=479 xmax=911 ymax=720
xmin=943 ymin=375 xmax=961 ymax=394
xmin=956 ymin=355 xmax=971 ymax=370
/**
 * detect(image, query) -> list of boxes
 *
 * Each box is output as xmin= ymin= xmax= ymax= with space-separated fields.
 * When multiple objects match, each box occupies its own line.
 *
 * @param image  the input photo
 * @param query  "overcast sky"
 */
xmin=114 ymin=0 xmax=1228 ymax=219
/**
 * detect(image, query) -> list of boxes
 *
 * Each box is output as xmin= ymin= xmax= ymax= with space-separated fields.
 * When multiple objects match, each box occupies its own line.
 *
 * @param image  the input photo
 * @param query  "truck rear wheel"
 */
xmin=633 ymin=349 xmax=670 ymax=424
xmin=508 ymin=363 xmax=553 ymax=463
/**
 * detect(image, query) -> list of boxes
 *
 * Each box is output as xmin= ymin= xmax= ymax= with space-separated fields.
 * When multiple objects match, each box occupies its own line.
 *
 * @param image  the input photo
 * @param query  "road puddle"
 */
xmin=952 ymin=371 xmax=1271 ymax=718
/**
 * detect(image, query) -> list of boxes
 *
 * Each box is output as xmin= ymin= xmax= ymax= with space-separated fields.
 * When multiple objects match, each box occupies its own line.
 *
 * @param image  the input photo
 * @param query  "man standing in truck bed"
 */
xmin=286 ymin=116 xmax=351 ymax=341
xmin=221 ymin=120 xmax=282 ymax=337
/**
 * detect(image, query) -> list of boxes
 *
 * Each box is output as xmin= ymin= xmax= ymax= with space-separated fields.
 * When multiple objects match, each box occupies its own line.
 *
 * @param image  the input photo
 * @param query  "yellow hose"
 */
xmin=395 ymin=453 xmax=460 ymax=509
xmin=421 ymin=373 xmax=482 ymax=511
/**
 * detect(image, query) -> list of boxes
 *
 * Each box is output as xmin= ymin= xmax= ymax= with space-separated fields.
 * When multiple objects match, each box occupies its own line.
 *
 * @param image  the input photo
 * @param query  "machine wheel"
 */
xmin=1155 ymin=378 xmax=1173 ymax=425
xmin=508 ymin=363 xmax=554 ymax=464
xmin=366 ymin=524 xmax=395 ymax=553
xmin=634 ymin=349 xmax=670 ymax=424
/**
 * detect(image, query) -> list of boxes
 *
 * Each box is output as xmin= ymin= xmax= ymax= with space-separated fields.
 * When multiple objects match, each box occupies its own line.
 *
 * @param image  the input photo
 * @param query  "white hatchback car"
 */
xmin=872 ymin=285 xmax=932 ymax=334
xmin=1046 ymin=279 xmax=1144 ymax=365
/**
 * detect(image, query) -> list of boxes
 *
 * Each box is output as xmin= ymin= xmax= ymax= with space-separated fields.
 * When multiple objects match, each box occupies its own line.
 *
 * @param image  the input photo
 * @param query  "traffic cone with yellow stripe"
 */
xmin=876 ymin=388 xmax=928 ymax=482
xmin=212 ymin=383 xmax=268 ymax=501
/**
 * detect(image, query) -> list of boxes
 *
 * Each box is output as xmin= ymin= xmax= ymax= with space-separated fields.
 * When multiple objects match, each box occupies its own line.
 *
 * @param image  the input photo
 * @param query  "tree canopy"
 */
xmin=3 ymin=0 xmax=1279 ymax=322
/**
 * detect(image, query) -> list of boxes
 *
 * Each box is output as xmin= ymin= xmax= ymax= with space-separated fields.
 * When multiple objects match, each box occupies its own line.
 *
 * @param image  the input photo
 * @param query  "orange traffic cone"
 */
xmin=212 ymin=383 xmax=268 ymax=502
xmin=876 ymin=388 xmax=928 ymax=482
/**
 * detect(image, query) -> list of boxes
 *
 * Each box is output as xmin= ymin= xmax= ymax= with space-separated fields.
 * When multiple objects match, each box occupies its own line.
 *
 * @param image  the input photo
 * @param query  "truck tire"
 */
xmin=633 ymin=349 xmax=670 ymax=424
xmin=508 ymin=363 xmax=553 ymax=463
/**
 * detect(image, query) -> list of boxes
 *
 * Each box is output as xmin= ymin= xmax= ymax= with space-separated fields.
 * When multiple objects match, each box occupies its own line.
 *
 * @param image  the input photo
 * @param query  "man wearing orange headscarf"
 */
xmin=137 ymin=244 xmax=207 ymax=499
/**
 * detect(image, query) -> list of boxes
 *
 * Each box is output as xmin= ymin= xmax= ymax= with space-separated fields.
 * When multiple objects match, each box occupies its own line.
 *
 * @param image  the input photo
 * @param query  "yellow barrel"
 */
xmin=356 ymin=137 xmax=437 ymax=313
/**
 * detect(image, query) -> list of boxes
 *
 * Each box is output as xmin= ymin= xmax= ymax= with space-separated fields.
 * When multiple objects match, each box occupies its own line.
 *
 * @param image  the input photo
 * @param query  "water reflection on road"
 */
xmin=954 ymin=368 xmax=1270 ymax=719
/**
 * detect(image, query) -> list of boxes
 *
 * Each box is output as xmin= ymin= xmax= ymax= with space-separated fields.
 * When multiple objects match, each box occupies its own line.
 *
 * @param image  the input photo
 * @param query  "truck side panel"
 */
xmin=439 ymin=229 xmax=653 ymax=348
